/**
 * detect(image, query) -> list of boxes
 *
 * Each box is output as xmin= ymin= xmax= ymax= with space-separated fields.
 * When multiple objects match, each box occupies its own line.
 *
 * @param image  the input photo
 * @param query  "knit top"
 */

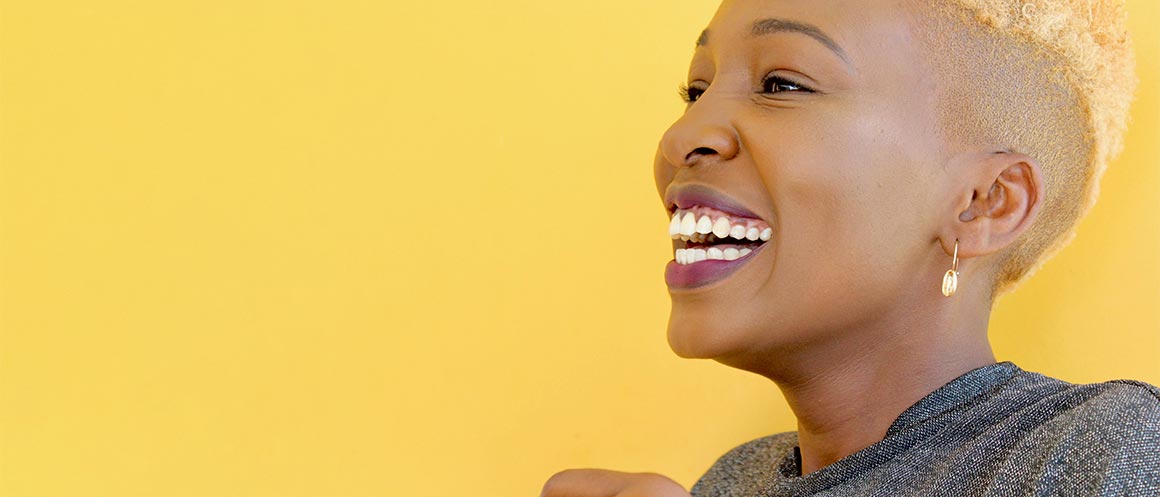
xmin=689 ymin=361 xmax=1160 ymax=497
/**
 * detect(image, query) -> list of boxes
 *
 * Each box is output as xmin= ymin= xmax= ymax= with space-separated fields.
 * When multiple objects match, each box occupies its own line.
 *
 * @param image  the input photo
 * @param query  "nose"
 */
xmin=659 ymin=98 xmax=740 ymax=168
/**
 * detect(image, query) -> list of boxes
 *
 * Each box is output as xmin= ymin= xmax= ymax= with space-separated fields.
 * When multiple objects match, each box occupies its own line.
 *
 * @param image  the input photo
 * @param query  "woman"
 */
xmin=542 ymin=0 xmax=1157 ymax=496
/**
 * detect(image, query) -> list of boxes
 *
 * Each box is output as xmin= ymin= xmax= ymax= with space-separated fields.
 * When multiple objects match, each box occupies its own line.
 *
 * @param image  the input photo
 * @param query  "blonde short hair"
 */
xmin=909 ymin=0 xmax=1138 ymax=300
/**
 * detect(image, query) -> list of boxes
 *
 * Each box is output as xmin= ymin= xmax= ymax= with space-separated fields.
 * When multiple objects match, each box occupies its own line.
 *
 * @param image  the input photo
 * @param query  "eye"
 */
xmin=677 ymin=83 xmax=705 ymax=104
xmin=762 ymin=74 xmax=815 ymax=94
xmin=677 ymin=75 xmax=814 ymax=104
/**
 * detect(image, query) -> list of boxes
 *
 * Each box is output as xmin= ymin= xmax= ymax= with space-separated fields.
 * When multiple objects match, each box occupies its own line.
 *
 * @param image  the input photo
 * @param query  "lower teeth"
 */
xmin=675 ymin=245 xmax=758 ymax=264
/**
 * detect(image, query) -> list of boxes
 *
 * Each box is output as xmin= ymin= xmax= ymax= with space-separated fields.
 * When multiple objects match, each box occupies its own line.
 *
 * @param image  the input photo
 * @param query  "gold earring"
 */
xmin=941 ymin=239 xmax=960 ymax=297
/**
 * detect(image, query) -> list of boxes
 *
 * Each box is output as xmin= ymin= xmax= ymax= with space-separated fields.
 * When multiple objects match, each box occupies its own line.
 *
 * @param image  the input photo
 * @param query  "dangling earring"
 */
xmin=941 ymin=238 xmax=960 ymax=297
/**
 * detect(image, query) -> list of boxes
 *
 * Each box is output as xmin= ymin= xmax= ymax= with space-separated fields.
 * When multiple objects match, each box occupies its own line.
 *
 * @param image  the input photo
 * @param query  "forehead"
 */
xmin=698 ymin=0 xmax=925 ymax=77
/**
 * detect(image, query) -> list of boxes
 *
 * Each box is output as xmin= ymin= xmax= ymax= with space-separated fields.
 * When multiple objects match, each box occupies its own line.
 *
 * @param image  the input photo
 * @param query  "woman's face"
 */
xmin=654 ymin=0 xmax=951 ymax=366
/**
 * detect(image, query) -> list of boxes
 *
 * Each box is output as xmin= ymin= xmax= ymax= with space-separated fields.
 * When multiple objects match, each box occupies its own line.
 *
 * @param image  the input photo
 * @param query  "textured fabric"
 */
xmin=689 ymin=361 xmax=1160 ymax=497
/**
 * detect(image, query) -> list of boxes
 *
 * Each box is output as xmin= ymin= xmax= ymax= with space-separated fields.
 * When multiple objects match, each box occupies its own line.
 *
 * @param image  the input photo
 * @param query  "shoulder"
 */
xmin=1019 ymin=375 xmax=1160 ymax=441
xmin=1102 ymin=378 xmax=1160 ymax=405
xmin=1053 ymin=378 xmax=1160 ymax=430
xmin=689 ymin=432 xmax=796 ymax=497
xmin=1014 ymin=376 xmax=1160 ymax=491
xmin=1062 ymin=379 xmax=1160 ymax=456
xmin=1003 ymin=368 xmax=1160 ymax=426
xmin=1085 ymin=379 xmax=1160 ymax=443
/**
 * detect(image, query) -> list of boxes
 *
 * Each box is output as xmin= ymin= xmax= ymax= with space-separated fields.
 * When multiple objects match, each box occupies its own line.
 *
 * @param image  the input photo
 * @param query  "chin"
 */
xmin=665 ymin=311 xmax=741 ymax=359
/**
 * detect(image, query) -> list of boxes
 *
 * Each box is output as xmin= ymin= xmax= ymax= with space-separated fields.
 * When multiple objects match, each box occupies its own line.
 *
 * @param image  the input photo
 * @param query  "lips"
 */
xmin=664 ymin=183 xmax=765 ymax=223
xmin=664 ymin=241 xmax=770 ymax=289
xmin=662 ymin=183 xmax=773 ymax=290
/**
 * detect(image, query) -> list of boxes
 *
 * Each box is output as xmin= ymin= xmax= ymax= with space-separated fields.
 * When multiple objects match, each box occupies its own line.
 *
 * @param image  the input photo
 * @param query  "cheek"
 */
xmin=757 ymin=112 xmax=924 ymax=293
xmin=772 ymin=121 xmax=877 ymax=247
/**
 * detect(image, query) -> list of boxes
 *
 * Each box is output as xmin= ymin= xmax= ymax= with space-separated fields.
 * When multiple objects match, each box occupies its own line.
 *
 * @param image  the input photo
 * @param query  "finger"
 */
xmin=540 ymin=468 xmax=633 ymax=497
xmin=621 ymin=472 xmax=692 ymax=497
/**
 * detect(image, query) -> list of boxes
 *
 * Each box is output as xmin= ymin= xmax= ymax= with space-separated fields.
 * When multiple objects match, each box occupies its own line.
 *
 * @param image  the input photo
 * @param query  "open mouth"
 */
xmin=669 ymin=206 xmax=771 ymax=265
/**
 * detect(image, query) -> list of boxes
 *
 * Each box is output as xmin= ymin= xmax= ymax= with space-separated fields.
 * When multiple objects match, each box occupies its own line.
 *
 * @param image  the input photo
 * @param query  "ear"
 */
xmin=945 ymin=150 xmax=1045 ymax=259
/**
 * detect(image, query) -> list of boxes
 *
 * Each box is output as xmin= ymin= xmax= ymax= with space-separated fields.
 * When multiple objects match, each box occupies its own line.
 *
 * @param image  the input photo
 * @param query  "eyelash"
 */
xmin=677 ymin=75 xmax=815 ymax=103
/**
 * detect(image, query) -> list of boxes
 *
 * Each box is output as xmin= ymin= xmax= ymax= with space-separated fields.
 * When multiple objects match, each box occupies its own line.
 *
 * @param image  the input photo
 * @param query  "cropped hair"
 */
xmin=909 ymin=0 xmax=1138 ymax=299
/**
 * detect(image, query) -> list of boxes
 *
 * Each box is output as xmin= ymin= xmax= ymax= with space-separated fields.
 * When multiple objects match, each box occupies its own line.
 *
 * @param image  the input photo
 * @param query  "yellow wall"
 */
xmin=1 ymin=1 xmax=1156 ymax=496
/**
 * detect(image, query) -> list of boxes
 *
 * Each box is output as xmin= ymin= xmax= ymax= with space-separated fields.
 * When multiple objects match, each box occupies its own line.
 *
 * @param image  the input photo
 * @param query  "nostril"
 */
xmin=686 ymin=146 xmax=718 ymax=162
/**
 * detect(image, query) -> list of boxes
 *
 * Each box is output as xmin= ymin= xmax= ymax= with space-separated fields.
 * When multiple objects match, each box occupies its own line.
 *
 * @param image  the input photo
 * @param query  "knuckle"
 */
xmin=540 ymin=469 xmax=579 ymax=497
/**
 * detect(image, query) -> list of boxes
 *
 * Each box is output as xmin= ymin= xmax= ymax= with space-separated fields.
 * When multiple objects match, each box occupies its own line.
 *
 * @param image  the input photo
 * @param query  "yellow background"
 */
xmin=1 ymin=1 xmax=1157 ymax=496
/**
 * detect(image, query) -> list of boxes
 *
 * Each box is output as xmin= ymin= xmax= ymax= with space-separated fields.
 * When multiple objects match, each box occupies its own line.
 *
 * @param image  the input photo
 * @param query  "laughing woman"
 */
xmin=541 ymin=0 xmax=1159 ymax=496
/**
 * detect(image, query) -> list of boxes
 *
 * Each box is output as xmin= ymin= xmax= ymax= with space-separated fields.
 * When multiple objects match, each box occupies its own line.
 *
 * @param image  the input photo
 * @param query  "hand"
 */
xmin=540 ymin=468 xmax=693 ymax=497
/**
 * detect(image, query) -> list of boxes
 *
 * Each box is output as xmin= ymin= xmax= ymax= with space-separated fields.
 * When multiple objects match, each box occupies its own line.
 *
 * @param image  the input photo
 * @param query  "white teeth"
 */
xmin=674 ymin=247 xmax=711 ymax=265
xmin=671 ymin=208 xmax=773 ymax=265
xmin=675 ymin=244 xmax=761 ymax=265
xmin=695 ymin=215 xmax=713 ymax=234
xmin=680 ymin=212 xmax=696 ymax=236
xmin=712 ymin=217 xmax=731 ymax=238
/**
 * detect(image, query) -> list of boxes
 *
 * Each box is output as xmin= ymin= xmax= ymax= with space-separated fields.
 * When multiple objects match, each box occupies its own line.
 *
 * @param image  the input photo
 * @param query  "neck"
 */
xmin=725 ymin=287 xmax=996 ymax=476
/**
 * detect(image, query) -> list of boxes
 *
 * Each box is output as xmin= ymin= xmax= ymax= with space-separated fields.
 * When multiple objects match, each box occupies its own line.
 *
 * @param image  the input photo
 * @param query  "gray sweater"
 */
xmin=689 ymin=361 xmax=1160 ymax=497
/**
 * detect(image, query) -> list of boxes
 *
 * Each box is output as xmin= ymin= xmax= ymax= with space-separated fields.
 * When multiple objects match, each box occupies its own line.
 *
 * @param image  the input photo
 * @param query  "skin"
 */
xmin=543 ymin=0 xmax=1044 ymax=494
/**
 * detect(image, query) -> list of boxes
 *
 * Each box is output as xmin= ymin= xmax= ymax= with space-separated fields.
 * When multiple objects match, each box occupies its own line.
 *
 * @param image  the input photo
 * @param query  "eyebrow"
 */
xmin=696 ymin=18 xmax=851 ymax=66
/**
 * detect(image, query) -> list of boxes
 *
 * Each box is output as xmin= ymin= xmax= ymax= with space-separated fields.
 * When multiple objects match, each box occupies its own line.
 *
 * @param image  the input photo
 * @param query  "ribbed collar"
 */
xmin=768 ymin=361 xmax=1023 ymax=491
xmin=884 ymin=361 xmax=1021 ymax=437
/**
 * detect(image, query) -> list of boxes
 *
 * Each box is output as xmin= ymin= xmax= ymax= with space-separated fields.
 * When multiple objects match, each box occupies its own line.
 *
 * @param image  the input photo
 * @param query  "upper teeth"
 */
xmin=712 ymin=217 xmax=731 ymax=237
xmin=667 ymin=209 xmax=772 ymax=243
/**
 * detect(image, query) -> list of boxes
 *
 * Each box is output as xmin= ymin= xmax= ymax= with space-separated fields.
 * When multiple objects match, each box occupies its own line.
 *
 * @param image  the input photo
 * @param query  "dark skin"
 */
xmin=542 ymin=0 xmax=1044 ymax=495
